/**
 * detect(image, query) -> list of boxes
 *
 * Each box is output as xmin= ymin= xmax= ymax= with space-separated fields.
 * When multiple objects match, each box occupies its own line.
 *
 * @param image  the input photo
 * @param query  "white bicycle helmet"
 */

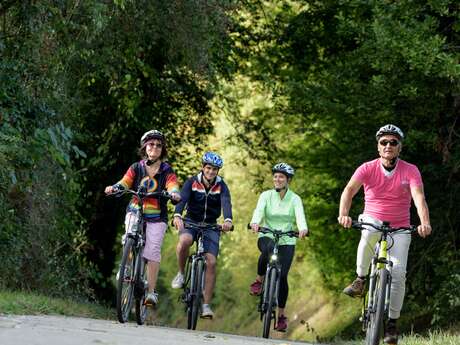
xmin=140 ymin=129 xmax=165 ymax=146
xmin=375 ymin=124 xmax=404 ymax=141
xmin=272 ymin=163 xmax=295 ymax=178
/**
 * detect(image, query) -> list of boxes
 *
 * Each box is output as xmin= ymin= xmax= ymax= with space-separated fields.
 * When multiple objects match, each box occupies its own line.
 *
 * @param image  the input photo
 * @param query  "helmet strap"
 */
xmin=146 ymin=158 xmax=160 ymax=166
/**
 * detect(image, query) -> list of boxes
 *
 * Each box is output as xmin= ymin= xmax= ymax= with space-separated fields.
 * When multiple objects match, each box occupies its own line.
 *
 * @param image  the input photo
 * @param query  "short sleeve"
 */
xmin=409 ymin=165 xmax=423 ymax=188
xmin=351 ymin=162 xmax=368 ymax=184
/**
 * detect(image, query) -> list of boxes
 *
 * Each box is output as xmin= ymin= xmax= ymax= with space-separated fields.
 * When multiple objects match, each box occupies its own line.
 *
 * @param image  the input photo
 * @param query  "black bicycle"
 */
xmin=180 ymin=220 xmax=230 ymax=330
xmin=351 ymin=220 xmax=416 ymax=345
xmin=111 ymin=187 xmax=173 ymax=325
xmin=249 ymin=225 xmax=298 ymax=339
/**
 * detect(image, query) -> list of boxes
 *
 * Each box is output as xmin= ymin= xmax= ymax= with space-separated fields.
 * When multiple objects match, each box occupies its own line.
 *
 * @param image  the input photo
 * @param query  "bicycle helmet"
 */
xmin=202 ymin=151 xmax=223 ymax=168
xmin=272 ymin=163 xmax=294 ymax=178
xmin=375 ymin=124 xmax=404 ymax=141
xmin=139 ymin=129 xmax=167 ymax=160
xmin=140 ymin=129 xmax=165 ymax=146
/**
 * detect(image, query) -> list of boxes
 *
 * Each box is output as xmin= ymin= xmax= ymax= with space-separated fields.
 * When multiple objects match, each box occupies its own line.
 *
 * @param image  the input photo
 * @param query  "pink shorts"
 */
xmin=124 ymin=212 xmax=167 ymax=263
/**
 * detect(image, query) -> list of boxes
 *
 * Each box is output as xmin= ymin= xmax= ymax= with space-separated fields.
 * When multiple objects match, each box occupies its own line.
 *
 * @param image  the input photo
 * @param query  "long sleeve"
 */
xmin=116 ymin=165 xmax=136 ymax=189
xmin=220 ymin=181 xmax=233 ymax=221
xmin=293 ymin=195 xmax=308 ymax=230
xmin=250 ymin=192 xmax=267 ymax=225
xmin=174 ymin=178 xmax=192 ymax=216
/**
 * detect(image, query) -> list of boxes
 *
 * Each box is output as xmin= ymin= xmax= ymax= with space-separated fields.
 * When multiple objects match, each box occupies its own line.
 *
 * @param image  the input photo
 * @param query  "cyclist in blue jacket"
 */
xmin=171 ymin=152 xmax=233 ymax=319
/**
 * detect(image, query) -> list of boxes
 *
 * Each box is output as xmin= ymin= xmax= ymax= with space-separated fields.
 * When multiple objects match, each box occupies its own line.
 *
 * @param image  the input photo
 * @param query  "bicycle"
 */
xmin=110 ymin=187 xmax=173 ymax=325
xmin=351 ymin=220 xmax=416 ymax=345
xmin=248 ymin=225 xmax=298 ymax=339
xmin=180 ymin=220 xmax=230 ymax=330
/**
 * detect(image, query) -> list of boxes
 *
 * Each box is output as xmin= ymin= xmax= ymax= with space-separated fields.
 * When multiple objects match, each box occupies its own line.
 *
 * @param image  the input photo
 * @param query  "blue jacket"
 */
xmin=174 ymin=172 xmax=232 ymax=224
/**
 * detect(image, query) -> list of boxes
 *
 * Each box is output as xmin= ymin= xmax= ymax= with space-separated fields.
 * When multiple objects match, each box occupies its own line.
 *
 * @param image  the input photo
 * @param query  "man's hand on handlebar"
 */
xmin=417 ymin=223 xmax=432 ymax=238
xmin=221 ymin=220 xmax=233 ymax=232
xmin=337 ymin=215 xmax=352 ymax=228
xmin=250 ymin=223 xmax=260 ymax=233
xmin=173 ymin=215 xmax=184 ymax=231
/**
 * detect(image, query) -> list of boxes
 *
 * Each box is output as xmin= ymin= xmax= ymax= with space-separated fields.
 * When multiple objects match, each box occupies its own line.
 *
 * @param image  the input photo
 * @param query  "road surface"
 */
xmin=0 ymin=314 xmax=317 ymax=345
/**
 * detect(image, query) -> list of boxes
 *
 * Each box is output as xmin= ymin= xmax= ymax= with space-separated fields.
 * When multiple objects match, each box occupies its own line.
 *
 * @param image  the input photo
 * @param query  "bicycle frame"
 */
xmin=112 ymin=188 xmax=172 ymax=324
xmin=182 ymin=221 xmax=221 ymax=330
xmin=352 ymin=220 xmax=416 ymax=344
xmin=253 ymin=226 xmax=298 ymax=338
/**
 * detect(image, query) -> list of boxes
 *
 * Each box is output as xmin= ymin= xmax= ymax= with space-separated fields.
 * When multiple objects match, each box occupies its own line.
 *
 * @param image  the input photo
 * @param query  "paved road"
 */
xmin=0 ymin=315 xmax=316 ymax=345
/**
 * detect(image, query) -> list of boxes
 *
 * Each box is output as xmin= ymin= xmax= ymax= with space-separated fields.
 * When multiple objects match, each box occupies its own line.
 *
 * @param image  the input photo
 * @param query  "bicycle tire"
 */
xmin=116 ymin=238 xmax=136 ymax=323
xmin=190 ymin=259 xmax=204 ymax=330
xmin=366 ymin=268 xmax=388 ymax=345
xmin=262 ymin=267 xmax=277 ymax=338
xmin=135 ymin=257 xmax=148 ymax=325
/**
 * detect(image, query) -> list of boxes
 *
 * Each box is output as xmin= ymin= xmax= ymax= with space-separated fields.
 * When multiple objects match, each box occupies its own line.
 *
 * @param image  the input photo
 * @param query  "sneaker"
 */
xmin=145 ymin=291 xmax=159 ymax=306
xmin=343 ymin=277 xmax=365 ymax=298
xmin=275 ymin=314 xmax=288 ymax=332
xmin=171 ymin=272 xmax=185 ymax=289
xmin=249 ymin=279 xmax=263 ymax=296
xmin=201 ymin=304 xmax=214 ymax=319
xmin=384 ymin=320 xmax=399 ymax=344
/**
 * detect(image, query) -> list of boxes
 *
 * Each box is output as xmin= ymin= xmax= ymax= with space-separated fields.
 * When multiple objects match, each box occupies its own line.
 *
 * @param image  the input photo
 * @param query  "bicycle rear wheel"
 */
xmin=366 ymin=268 xmax=388 ymax=345
xmin=262 ymin=267 xmax=277 ymax=339
xmin=135 ymin=257 xmax=148 ymax=325
xmin=116 ymin=238 xmax=136 ymax=323
xmin=190 ymin=259 xmax=204 ymax=330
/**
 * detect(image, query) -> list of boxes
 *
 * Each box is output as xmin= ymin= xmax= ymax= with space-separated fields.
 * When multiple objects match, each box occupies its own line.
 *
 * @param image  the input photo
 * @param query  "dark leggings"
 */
xmin=257 ymin=237 xmax=295 ymax=309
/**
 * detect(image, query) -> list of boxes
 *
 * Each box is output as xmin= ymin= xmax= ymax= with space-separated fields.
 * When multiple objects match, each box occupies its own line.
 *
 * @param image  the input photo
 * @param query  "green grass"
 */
xmin=332 ymin=330 xmax=460 ymax=345
xmin=0 ymin=289 xmax=113 ymax=320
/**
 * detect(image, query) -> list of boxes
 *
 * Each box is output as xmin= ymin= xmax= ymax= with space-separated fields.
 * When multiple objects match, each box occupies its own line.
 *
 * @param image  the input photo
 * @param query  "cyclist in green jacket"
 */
xmin=249 ymin=163 xmax=309 ymax=332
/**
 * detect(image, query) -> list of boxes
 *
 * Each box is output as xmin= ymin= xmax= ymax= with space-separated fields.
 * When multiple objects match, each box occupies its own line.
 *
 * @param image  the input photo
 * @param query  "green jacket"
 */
xmin=250 ymin=189 xmax=308 ymax=246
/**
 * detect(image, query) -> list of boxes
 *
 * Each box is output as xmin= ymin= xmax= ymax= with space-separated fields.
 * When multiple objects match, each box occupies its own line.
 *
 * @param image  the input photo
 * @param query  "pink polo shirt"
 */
xmin=352 ymin=158 xmax=423 ymax=227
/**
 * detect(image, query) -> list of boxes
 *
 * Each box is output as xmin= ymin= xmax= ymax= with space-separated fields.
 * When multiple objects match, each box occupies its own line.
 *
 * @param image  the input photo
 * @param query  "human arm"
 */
xmin=411 ymin=185 xmax=431 ymax=238
xmin=249 ymin=192 xmax=267 ymax=233
xmin=220 ymin=181 xmax=233 ymax=232
xmin=173 ymin=178 xmax=192 ymax=231
xmin=294 ymin=196 xmax=309 ymax=238
xmin=165 ymin=172 xmax=181 ymax=203
xmin=337 ymin=178 xmax=362 ymax=228
xmin=104 ymin=165 xmax=135 ymax=194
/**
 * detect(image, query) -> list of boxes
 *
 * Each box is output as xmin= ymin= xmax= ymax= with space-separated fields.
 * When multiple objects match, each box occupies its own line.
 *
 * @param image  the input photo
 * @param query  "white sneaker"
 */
xmin=171 ymin=272 xmax=185 ymax=289
xmin=201 ymin=304 xmax=214 ymax=319
xmin=145 ymin=291 xmax=158 ymax=305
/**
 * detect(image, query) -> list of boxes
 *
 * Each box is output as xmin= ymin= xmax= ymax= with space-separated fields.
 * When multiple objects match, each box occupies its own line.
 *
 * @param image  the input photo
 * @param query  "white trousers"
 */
xmin=356 ymin=214 xmax=411 ymax=319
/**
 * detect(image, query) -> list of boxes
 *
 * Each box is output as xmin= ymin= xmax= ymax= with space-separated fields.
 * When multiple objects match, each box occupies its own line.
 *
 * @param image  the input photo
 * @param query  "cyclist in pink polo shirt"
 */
xmin=338 ymin=124 xmax=432 ymax=345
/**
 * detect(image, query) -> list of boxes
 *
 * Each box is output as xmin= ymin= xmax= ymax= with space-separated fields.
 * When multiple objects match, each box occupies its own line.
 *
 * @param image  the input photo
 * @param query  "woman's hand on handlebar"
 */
xmin=104 ymin=185 xmax=114 ymax=195
xmin=299 ymin=229 xmax=309 ymax=238
xmin=250 ymin=223 xmax=260 ymax=233
xmin=170 ymin=192 xmax=181 ymax=203
xmin=173 ymin=216 xmax=184 ymax=231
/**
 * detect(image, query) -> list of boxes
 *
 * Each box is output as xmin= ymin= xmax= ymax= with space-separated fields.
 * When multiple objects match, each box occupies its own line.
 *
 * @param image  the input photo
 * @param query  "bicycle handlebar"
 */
xmin=110 ymin=187 xmax=174 ymax=200
xmin=351 ymin=220 xmax=417 ymax=233
xmin=184 ymin=220 xmax=234 ymax=232
xmin=247 ymin=224 xmax=299 ymax=238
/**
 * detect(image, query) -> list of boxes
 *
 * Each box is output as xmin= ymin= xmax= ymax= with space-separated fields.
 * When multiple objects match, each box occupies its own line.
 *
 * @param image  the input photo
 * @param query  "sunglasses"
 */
xmin=146 ymin=142 xmax=163 ymax=148
xmin=379 ymin=139 xmax=399 ymax=147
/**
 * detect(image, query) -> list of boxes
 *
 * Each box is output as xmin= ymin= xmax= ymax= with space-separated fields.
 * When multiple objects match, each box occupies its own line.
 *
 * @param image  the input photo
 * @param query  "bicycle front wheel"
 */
xmin=116 ymin=238 xmax=136 ymax=323
xmin=262 ymin=267 xmax=277 ymax=339
xmin=191 ymin=259 xmax=204 ymax=330
xmin=135 ymin=257 xmax=148 ymax=325
xmin=366 ymin=268 xmax=388 ymax=345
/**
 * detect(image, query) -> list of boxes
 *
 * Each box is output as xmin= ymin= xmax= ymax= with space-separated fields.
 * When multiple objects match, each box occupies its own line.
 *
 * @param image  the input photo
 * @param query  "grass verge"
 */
xmin=0 ymin=289 xmax=113 ymax=320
